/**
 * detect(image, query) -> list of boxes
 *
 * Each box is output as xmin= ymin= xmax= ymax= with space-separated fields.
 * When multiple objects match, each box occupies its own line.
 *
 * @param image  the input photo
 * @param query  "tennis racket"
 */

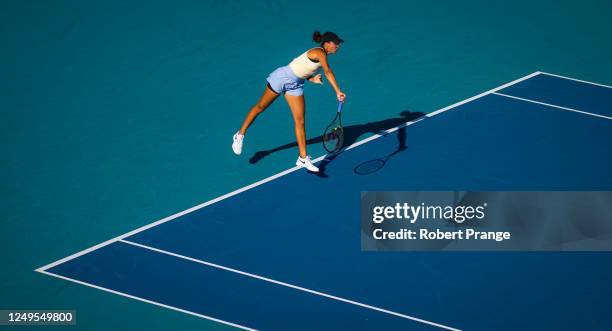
xmin=322 ymin=102 xmax=344 ymax=153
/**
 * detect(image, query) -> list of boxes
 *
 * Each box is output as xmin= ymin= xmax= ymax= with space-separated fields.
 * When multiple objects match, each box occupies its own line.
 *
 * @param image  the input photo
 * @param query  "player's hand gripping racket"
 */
xmin=322 ymin=101 xmax=344 ymax=153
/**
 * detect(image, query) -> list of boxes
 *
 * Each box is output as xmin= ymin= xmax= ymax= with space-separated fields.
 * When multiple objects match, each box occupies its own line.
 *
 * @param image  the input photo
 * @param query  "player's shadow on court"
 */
xmin=249 ymin=110 xmax=425 ymax=176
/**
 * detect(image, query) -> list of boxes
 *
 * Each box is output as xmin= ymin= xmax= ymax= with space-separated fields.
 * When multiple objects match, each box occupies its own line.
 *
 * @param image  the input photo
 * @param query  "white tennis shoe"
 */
xmin=232 ymin=132 xmax=244 ymax=155
xmin=296 ymin=155 xmax=319 ymax=172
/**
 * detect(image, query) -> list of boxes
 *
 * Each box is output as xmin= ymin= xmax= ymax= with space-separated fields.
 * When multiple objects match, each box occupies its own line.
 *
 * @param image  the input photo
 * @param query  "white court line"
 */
xmin=493 ymin=92 xmax=612 ymax=120
xmin=36 ymin=269 xmax=257 ymax=331
xmin=35 ymin=166 xmax=301 ymax=272
xmin=326 ymin=71 xmax=543 ymax=155
xmin=35 ymin=71 xmax=541 ymax=330
xmin=120 ymin=239 xmax=462 ymax=331
xmin=539 ymin=71 xmax=612 ymax=89
xmin=36 ymin=70 xmax=543 ymax=273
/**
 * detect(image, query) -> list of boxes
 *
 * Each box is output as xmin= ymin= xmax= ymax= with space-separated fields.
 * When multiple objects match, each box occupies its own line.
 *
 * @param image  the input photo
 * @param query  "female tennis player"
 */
xmin=232 ymin=31 xmax=346 ymax=173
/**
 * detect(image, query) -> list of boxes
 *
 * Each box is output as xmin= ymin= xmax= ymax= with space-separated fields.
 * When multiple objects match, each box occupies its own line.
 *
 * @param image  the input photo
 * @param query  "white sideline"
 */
xmin=37 ymin=269 xmax=257 ymax=331
xmin=120 ymin=239 xmax=462 ymax=331
xmin=493 ymin=92 xmax=612 ymax=120
xmin=539 ymin=71 xmax=612 ymax=89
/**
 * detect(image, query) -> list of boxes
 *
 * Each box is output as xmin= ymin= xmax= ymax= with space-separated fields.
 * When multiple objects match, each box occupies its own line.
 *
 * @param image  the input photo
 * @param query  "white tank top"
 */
xmin=288 ymin=48 xmax=323 ymax=79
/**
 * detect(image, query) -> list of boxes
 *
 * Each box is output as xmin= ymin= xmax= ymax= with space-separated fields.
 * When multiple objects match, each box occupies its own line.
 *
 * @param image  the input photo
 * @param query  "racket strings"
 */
xmin=323 ymin=127 xmax=343 ymax=153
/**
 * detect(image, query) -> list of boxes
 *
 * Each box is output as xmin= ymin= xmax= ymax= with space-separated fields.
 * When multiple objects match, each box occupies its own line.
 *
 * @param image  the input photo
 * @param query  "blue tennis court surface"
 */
xmin=37 ymin=72 xmax=612 ymax=331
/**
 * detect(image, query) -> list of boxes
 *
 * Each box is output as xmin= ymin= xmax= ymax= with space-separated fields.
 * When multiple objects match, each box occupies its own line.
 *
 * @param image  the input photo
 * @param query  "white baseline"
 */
xmin=36 ymin=71 xmax=550 ymax=330
xmin=36 ymin=71 xmax=543 ymax=273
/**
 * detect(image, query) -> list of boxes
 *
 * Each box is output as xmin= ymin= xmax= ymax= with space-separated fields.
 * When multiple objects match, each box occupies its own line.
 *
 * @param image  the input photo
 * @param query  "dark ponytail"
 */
xmin=312 ymin=31 xmax=322 ymax=43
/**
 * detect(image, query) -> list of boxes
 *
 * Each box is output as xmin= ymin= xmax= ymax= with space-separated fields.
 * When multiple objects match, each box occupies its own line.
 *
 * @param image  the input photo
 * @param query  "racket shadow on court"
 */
xmin=249 ymin=110 xmax=425 ymax=172
xmin=352 ymin=126 xmax=408 ymax=175
xmin=316 ymin=120 xmax=411 ymax=177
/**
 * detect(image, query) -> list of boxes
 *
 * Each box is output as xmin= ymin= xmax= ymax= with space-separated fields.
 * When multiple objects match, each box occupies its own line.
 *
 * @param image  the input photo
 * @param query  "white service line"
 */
xmin=36 ymin=269 xmax=257 ymax=331
xmin=35 ymin=70 xmax=543 ymax=274
xmin=493 ymin=92 xmax=612 ymax=120
xmin=539 ymin=71 xmax=612 ymax=89
xmin=120 ymin=239 xmax=462 ymax=331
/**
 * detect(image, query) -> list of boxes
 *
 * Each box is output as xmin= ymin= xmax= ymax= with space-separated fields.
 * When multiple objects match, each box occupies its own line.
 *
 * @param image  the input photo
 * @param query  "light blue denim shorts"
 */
xmin=266 ymin=65 xmax=305 ymax=96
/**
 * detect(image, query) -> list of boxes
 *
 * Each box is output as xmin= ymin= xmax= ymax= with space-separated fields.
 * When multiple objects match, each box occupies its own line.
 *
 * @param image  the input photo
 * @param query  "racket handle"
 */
xmin=337 ymin=101 xmax=344 ymax=113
